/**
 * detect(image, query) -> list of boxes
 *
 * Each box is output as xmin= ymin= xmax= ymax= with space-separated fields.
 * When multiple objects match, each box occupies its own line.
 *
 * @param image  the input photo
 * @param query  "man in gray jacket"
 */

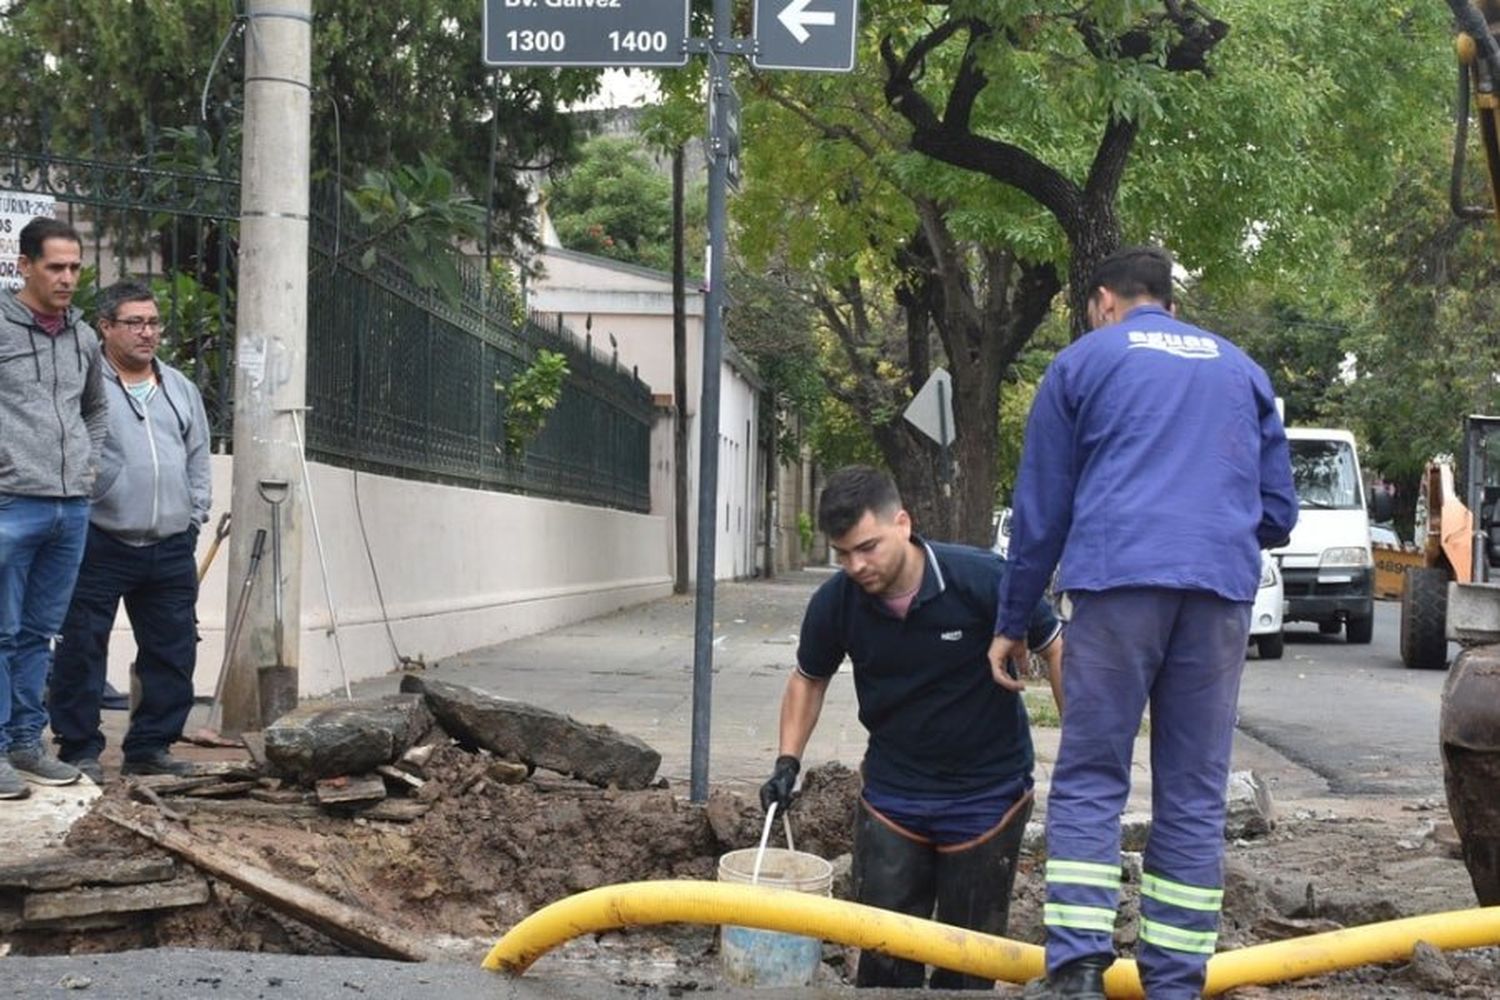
xmin=51 ymin=280 xmax=211 ymax=782
xmin=0 ymin=217 xmax=107 ymax=798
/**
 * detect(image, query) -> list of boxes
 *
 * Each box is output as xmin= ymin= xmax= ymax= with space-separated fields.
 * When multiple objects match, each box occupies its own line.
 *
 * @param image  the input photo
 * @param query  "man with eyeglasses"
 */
xmin=50 ymin=280 xmax=211 ymax=782
xmin=0 ymin=217 xmax=108 ymax=799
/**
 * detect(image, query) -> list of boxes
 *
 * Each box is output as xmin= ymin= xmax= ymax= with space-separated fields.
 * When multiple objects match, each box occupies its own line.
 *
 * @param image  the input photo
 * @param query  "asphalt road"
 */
xmin=1236 ymin=599 xmax=1454 ymax=798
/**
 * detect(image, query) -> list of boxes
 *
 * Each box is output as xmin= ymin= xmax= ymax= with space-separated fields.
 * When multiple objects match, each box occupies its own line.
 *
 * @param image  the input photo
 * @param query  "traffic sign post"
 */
xmin=483 ymin=0 xmax=689 ymax=67
xmin=752 ymin=0 xmax=859 ymax=71
xmin=481 ymin=0 xmax=857 ymax=804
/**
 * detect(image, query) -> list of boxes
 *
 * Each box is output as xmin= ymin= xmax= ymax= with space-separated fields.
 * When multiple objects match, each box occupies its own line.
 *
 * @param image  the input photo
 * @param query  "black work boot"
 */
xmin=1021 ymin=955 xmax=1112 ymax=999
xmin=929 ymin=794 xmax=1034 ymax=990
xmin=850 ymin=802 xmax=936 ymax=988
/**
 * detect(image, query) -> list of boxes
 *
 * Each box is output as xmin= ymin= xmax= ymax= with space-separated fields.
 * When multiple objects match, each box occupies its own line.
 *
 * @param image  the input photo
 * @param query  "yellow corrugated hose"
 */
xmin=480 ymin=879 xmax=1500 ymax=998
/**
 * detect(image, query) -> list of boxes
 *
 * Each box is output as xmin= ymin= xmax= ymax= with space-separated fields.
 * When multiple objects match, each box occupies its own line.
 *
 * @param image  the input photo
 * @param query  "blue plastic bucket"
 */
xmin=717 ymin=846 xmax=833 ymax=987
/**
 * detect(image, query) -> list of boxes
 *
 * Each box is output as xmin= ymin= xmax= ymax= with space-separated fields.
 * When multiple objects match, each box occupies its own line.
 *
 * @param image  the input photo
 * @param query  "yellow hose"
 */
xmin=481 ymin=879 xmax=1500 ymax=998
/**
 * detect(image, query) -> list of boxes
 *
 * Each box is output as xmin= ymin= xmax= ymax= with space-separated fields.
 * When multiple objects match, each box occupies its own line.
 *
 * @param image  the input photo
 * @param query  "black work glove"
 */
xmin=759 ymin=754 xmax=800 ymax=815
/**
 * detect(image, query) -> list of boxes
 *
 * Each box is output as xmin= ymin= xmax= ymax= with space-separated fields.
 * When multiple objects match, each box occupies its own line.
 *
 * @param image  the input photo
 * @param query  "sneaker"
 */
xmin=0 ymin=759 xmax=31 ymax=799
xmin=68 ymin=757 xmax=105 ymax=785
xmin=8 ymin=745 xmax=81 ymax=786
xmin=121 ymin=750 xmax=198 ymax=777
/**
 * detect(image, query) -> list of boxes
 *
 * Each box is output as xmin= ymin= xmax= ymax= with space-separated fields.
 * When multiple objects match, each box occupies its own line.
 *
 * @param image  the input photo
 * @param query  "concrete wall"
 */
xmin=105 ymin=455 xmax=671 ymax=699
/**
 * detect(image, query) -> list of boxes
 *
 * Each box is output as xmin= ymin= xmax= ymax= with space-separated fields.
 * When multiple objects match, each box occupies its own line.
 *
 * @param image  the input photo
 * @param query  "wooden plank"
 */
xmin=375 ymin=764 xmax=425 ymax=791
xmin=96 ymin=800 xmax=433 ymax=961
xmin=182 ymin=780 xmax=260 ymax=798
xmin=358 ymin=799 xmax=431 ymax=823
xmin=128 ymin=774 xmax=224 ymax=795
xmin=0 ymin=854 xmax=175 ymax=891
xmin=161 ymin=798 xmax=323 ymax=821
xmin=22 ymin=874 xmax=210 ymax=922
xmin=315 ymin=774 xmax=387 ymax=805
xmin=248 ymin=788 xmax=311 ymax=805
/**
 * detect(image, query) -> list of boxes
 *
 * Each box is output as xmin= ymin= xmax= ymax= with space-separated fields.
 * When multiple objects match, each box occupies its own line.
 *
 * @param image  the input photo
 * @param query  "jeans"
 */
xmin=0 ymin=495 xmax=90 ymax=753
xmin=51 ymin=525 xmax=199 ymax=762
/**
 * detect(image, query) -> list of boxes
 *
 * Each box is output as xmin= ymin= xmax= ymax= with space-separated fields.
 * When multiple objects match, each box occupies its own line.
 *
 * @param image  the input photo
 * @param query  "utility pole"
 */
xmin=220 ymin=0 xmax=312 ymax=736
xmin=672 ymin=147 xmax=690 ymax=596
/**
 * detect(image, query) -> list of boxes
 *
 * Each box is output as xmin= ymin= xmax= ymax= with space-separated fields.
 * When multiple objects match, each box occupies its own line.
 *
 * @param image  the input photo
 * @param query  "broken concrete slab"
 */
xmin=264 ymin=694 xmax=432 ymax=783
xmin=0 ymin=854 xmax=175 ymax=892
xmin=1225 ymin=770 xmax=1276 ymax=839
xmin=316 ymin=774 xmax=388 ymax=806
xmin=400 ymin=677 xmax=660 ymax=790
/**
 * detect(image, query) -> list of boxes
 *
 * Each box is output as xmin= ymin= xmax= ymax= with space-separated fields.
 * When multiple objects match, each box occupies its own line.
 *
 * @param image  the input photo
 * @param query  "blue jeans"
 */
xmin=52 ymin=525 xmax=200 ymax=762
xmin=0 ymin=495 xmax=90 ymax=753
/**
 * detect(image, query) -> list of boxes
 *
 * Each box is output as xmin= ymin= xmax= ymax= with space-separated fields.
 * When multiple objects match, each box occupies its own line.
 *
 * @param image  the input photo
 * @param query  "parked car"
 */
xmin=1251 ymin=551 xmax=1285 ymax=659
xmin=992 ymin=506 xmax=1012 ymax=559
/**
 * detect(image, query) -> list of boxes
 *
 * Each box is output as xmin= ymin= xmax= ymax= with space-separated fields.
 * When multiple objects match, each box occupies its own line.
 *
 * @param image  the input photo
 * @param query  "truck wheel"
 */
xmin=1256 ymin=632 xmax=1285 ymax=660
xmin=1346 ymin=613 xmax=1374 ymax=645
xmin=1401 ymin=567 xmax=1449 ymax=670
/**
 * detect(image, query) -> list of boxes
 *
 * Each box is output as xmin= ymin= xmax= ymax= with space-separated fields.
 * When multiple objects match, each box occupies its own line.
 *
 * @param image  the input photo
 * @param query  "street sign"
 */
xmin=484 ymin=0 xmax=689 ymax=68
xmin=903 ymin=367 xmax=954 ymax=447
xmin=710 ymin=83 xmax=743 ymax=192
xmin=752 ymin=0 xmax=858 ymax=72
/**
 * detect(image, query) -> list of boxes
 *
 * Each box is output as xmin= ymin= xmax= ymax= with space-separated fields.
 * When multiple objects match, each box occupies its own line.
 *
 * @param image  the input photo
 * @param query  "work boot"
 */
xmin=0 ymin=759 xmax=30 ymax=799
xmin=121 ymin=750 xmax=197 ymax=777
xmin=850 ymin=802 xmax=937 ymax=987
xmin=9 ymin=745 xmax=81 ymax=786
xmin=930 ymin=794 xmax=1034 ymax=989
xmin=67 ymin=757 xmax=105 ymax=785
xmin=1021 ymin=956 xmax=1112 ymax=999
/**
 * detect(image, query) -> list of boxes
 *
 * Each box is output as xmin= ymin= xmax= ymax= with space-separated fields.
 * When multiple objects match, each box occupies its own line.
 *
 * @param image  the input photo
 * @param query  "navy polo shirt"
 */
xmin=798 ymin=537 xmax=1061 ymax=798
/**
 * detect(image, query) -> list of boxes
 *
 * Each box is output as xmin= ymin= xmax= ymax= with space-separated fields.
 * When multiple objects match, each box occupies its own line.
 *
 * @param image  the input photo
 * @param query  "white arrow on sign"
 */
xmin=777 ymin=0 xmax=836 ymax=43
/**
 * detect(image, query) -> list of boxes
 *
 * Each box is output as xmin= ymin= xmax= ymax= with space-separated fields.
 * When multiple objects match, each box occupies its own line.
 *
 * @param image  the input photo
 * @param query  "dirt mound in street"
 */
xmin=14 ymin=753 xmax=1500 ymax=997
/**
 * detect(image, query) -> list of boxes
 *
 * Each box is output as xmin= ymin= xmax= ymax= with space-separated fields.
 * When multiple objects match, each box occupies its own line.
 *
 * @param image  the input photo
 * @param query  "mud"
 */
xmin=11 ymin=757 xmax=1500 ymax=997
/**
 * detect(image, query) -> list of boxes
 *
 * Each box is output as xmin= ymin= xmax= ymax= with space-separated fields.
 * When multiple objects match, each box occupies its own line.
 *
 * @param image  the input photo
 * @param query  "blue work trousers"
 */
xmin=0 ymin=495 xmax=90 ymax=753
xmin=1043 ymin=588 xmax=1250 ymax=999
xmin=50 ymin=525 xmax=199 ymax=762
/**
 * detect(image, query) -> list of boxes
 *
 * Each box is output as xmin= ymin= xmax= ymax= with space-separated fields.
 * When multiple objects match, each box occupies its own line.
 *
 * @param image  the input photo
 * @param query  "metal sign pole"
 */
xmin=689 ymin=0 xmax=734 ymax=804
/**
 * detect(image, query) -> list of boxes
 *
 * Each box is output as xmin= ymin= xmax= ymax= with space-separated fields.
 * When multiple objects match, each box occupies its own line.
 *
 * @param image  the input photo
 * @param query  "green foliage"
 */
xmin=0 ymin=0 xmax=600 ymax=247
xmin=343 ymin=155 xmax=486 ymax=302
xmin=498 ymin=350 xmax=570 ymax=457
xmin=545 ymin=136 xmax=706 ymax=272
xmin=796 ymin=511 xmax=815 ymax=554
xmin=149 ymin=270 xmax=226 ymax=370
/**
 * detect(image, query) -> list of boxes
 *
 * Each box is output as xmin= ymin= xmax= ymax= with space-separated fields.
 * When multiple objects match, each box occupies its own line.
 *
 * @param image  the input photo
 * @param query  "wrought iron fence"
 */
xmin=0 ymin=143 xmax=653 ymax=512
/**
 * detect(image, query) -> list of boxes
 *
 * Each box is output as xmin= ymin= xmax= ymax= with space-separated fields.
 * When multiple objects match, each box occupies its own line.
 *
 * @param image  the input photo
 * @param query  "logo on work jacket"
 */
xmin=1126 ymin=330 xmax=1220 ymax=359
xmin=940 ymin=630 xmax=963 ymax=641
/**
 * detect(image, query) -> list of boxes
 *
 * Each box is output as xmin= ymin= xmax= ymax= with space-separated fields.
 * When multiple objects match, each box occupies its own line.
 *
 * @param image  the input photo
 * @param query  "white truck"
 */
xmin=1271 ymin=427 xmax=1378 ymax=644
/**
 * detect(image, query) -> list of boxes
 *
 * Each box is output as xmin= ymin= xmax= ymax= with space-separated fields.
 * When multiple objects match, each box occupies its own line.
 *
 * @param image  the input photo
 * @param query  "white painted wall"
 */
xmin=104 ymin=455 xmax=671 ymax=698
xmin=530 ymin=246 xmax=762 ymax=582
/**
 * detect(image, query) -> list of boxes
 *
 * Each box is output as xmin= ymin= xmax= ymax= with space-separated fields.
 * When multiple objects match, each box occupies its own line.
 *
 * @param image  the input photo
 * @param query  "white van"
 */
xmin=1271 ymin=428 xmax=1375 ymax=644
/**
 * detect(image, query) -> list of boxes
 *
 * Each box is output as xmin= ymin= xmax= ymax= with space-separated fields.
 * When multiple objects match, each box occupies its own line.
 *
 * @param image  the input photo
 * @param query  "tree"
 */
xmin=0 ymin=0 xmax=599 ymax=247
xmin=684 ymin=0 xmax=1452 ymax=545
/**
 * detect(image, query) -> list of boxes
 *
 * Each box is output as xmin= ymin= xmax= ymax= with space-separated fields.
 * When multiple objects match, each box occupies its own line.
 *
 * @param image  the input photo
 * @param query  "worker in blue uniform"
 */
xmin=988 ymin=246 xmax=1297 ymax=999
xmin=762 ymin=465 xmax=1063 ymax=989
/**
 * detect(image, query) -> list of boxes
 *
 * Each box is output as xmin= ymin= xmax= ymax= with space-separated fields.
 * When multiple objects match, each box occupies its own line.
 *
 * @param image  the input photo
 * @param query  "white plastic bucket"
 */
xmin=717 ymin=829 xmax=833 ymax=987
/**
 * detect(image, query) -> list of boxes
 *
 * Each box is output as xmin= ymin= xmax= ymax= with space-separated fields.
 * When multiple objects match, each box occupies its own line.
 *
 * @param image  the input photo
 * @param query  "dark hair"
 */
xmin=96 ymin=280 xmax=156 ymax=322
xmin=18 ymin=217 xmax=83 ymax=260
xmin=1087 ymin=245 xmax=1174 ymax=307
xmin=817 ymin=465 xmax=901 ymax=538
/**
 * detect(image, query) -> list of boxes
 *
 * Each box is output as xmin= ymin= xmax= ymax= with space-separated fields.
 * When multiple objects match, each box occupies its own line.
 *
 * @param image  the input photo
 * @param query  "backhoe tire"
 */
xmin=1346 ymin=613 xmax=1374 ymax=645
xmin=1401 ymin=567 xmax=1450 ymax=670
xmin=1256 ymin=632 xmax=1285 ymax=660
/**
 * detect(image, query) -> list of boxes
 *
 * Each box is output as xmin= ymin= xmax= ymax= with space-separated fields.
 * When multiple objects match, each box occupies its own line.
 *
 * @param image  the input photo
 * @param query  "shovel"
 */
xmin=184 ymin=527 xmax=266 ymax=748
xmin=256 ymin=479 xmax=298 ymax=727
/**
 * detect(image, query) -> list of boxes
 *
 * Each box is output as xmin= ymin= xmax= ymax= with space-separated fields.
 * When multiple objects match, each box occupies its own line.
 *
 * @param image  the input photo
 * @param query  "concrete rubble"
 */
xmin=400 ymin=676 xmax=662 ymax=790
xmin=264 ymin=694 xmax=433 ymax=783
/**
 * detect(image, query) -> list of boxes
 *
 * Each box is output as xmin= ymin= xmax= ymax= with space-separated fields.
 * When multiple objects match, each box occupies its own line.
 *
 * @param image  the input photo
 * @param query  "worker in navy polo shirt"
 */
xmin=989 ymin=246 xmax=1297 ymax=1000
xmin=761 ymin=465 xmax=1063 ymax=990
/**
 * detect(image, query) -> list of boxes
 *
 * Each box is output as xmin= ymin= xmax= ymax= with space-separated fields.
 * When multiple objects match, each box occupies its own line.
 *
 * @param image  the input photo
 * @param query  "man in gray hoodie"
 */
xmin=51 ymin=280 xmax=211 ymax=782
xmin=0 ymin=217 xmax=108 ymax=799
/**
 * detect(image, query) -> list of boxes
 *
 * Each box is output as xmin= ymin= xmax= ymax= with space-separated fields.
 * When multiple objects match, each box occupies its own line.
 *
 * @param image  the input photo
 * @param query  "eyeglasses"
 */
xmin=108 ymin=317 xmax=164 ymax=333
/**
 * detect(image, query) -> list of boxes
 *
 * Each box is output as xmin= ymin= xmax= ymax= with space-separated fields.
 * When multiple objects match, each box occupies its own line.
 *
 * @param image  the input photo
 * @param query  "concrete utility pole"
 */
xmin=221 ymin=0 xmax=313 ymax=736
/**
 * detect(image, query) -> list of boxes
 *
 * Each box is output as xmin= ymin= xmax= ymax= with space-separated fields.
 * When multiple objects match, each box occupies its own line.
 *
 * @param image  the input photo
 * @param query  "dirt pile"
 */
xmin=8 ymin=747 xmax=1500 ymax=997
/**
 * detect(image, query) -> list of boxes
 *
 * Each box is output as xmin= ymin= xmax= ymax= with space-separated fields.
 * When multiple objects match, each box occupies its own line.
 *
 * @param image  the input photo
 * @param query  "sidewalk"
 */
xmin=350 ymin=569 xmax=1328 ymax=813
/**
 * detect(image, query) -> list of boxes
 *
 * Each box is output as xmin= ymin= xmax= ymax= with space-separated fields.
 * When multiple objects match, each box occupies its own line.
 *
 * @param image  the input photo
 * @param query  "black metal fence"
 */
xmin=0 ymin=143 xmax=653 ymax=512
